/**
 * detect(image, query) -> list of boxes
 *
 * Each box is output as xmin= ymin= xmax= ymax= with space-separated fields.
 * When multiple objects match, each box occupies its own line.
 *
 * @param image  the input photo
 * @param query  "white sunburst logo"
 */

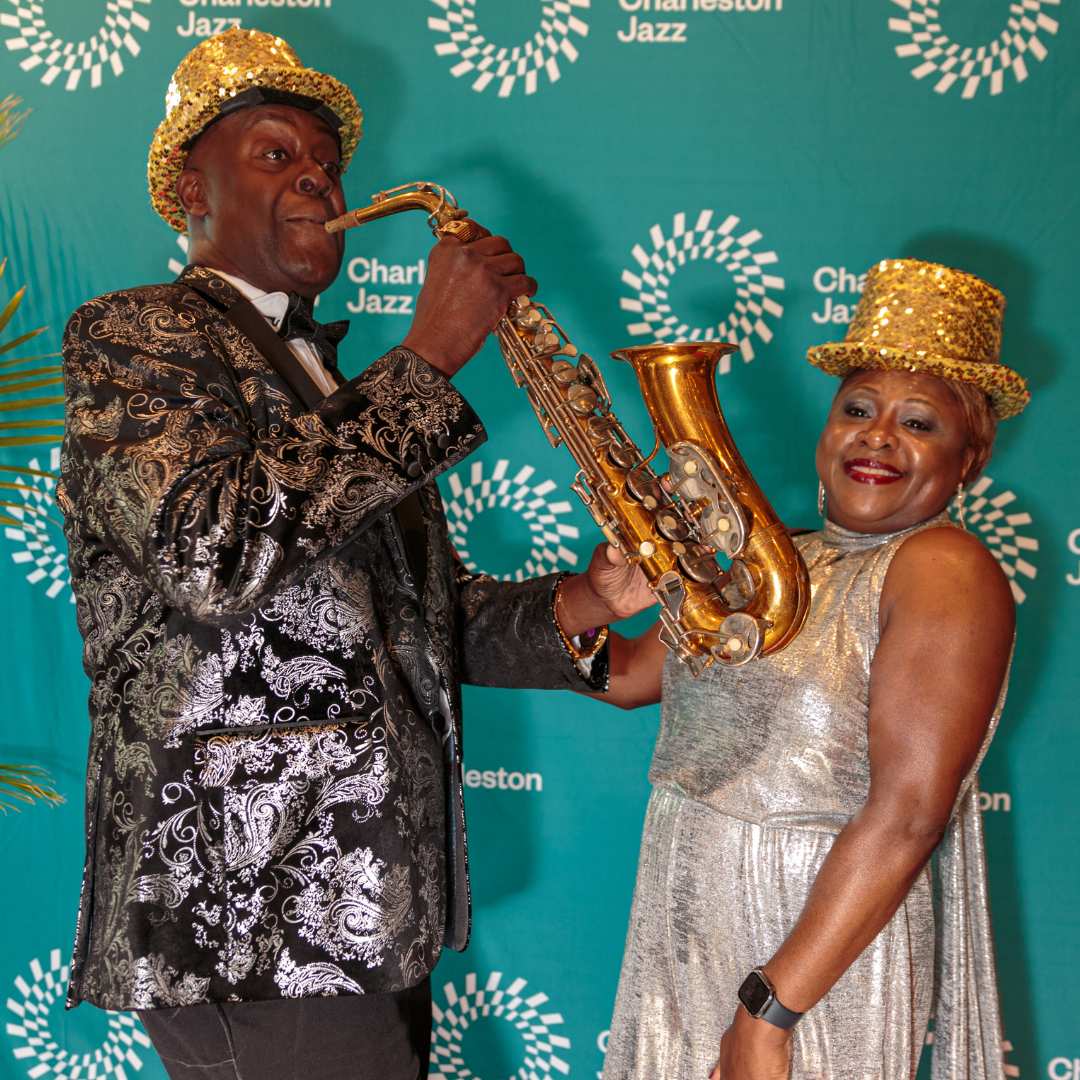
xmin=889 ymin=0 xmax=1060 ymax=99
xmin=167 ymin=233 xmax=189 ymax=277
xmin=442 ymin=458 xmax=580 ymax=581
xmin=6 ymin=948 xmax=151 ymax=1079
xmin=953 ymin=474 xmax=1038 ymax=604
xmin=1 ymin=0 xmax=152 ymax=92
xmin=3 ymin=445 xmax=73 ymax=603
xmin=429 ymin=971 xmax=571 ymax=1080
xmin=428 ymin=0 xmax=589 ymax=98
xmin=620 ymin=210 xmax=785 ymax=372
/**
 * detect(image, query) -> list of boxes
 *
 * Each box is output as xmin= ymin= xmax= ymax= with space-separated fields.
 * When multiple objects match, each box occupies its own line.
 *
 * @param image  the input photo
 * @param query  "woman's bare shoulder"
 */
xmin=881 ymin=525 xmax=1014 ymax=630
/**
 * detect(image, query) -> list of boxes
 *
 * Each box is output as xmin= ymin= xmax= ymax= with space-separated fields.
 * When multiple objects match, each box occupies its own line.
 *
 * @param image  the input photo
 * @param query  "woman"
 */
xmin=560 ymin=259 xmax=1029 ymax=1079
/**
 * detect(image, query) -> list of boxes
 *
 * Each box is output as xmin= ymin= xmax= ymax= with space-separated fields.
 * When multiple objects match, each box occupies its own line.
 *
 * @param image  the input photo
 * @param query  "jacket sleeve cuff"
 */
xmin=459 ymin=572 xmax=610 ymax=693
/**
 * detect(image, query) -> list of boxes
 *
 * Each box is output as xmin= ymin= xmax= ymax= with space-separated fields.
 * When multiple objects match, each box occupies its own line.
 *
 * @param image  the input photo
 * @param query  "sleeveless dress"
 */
xmin=602 ymin=514 xmax=1008 ymax=1080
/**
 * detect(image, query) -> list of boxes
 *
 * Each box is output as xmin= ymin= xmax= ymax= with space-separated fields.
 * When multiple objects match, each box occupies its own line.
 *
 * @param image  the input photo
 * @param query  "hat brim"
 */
xmin=806 ymin=342 xmax=1029 ymax=419
xmin=148 ymin=66 xmax=362 ymax=233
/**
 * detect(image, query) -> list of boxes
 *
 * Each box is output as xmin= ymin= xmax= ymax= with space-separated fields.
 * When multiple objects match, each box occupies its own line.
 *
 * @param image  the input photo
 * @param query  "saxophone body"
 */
xmin=327 ymin=183 xmax=810 ymax=673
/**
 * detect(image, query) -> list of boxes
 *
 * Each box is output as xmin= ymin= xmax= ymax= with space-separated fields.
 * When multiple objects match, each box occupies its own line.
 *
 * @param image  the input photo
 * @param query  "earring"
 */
xmin=953 ymin=483 xmax=967 ymax=530
xmin=817 ymin=481 xmax=827 ymax=520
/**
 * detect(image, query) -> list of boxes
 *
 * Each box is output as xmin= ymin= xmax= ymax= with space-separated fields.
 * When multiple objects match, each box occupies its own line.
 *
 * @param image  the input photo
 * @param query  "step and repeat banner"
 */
xmin=1 ymin=2 xmax=1077 ymax=1078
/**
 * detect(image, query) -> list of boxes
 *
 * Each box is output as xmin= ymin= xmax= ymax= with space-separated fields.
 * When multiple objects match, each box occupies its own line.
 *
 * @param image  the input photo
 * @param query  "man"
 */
xmin=59 ymin=28 xmax=648 ymax=1080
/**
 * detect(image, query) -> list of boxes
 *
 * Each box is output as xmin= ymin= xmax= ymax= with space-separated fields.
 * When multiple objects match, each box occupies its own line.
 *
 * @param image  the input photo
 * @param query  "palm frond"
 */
xmin=0 ymin=260 xmax=62 ymax=452
xmin=0 ymin=457 xmax=61 ymax=522
xmin=0 ymin=95 xmax=29 ymax=150
xmin=0 ymin=228 xmax=66 ymax=817
xmin=0 ymin=764 xmax=63 ymax=812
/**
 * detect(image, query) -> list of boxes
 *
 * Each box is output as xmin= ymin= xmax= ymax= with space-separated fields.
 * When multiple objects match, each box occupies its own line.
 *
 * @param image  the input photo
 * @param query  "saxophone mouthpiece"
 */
xmin=324 ymin=211 xmax=354 ymax=235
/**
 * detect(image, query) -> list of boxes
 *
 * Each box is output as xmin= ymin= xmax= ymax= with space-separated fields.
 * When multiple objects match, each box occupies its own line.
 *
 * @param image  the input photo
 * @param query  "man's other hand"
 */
xmin=402 ymin=229 xmax=537 ymax=378
xmin=585 ymin=543 xmax=656 ymax=623
xmin=555 ymin=544 xmax=657 ymax=639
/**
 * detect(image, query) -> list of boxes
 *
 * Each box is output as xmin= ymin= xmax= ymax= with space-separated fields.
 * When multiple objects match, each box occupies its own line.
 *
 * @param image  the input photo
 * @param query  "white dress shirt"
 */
xmin=210 ymin=269 xmax=339 ymax=398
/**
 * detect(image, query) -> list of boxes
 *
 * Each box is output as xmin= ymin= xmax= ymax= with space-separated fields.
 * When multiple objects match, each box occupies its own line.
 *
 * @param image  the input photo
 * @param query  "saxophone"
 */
xmin=326 ymin=183 xmax=810 ymax=673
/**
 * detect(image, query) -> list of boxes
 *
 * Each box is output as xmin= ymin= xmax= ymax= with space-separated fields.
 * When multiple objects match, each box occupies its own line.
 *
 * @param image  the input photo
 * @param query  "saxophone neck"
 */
xmin=325 ymin=181 xmax=471 ymax=236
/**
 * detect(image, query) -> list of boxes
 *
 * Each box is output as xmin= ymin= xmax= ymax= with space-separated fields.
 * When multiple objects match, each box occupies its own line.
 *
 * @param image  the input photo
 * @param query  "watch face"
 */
xmin=738 ymin=971 xmax=772 ymax=1016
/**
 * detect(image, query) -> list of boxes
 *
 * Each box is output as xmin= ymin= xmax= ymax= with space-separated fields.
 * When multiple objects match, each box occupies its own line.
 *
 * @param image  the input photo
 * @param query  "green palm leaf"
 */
xmin=0 ymin=765 xmax=63 ymax=812
xmin=0 ymin=95 xmax=29 ymax=150
xmin=0 ymin=259 xmax=63 ymax=453
xmin=0 ymin=100 xmax=67 ymax=808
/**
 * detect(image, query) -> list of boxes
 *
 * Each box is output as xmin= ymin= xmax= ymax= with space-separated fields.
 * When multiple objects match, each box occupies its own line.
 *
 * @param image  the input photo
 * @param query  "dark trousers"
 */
xmin=138 ymin=979 xmax=431 ymax=1080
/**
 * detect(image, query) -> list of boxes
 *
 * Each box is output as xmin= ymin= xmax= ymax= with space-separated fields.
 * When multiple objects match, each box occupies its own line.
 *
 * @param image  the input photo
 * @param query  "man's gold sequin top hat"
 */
xmin=148 ymin=27 xmax=362 ymax=233
xmin=806 ymin=259 xmax=1030 ymax=419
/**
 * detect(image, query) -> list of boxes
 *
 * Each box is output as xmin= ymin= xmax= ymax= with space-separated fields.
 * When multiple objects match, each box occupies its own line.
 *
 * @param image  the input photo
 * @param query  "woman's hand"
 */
xmin=709 ymin=1007 xmax=792 ymax=1080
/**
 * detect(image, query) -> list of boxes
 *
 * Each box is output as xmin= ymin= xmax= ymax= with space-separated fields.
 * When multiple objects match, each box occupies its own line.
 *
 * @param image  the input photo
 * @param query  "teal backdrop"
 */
xmin=1 ymin=2 xmax=1077 ymax=1077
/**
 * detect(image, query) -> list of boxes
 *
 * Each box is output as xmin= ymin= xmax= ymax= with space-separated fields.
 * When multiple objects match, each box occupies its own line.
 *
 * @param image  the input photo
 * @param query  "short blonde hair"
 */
xmin=943 ymin=378 xmax=998 ymax=484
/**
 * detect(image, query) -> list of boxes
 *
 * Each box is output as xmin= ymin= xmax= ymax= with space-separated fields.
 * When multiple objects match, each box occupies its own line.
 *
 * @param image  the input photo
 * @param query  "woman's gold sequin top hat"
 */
xmin=806 ymin=258 xmax=1030 ymax=419
xmin=148 ymin=27 xmax=362 ymax=233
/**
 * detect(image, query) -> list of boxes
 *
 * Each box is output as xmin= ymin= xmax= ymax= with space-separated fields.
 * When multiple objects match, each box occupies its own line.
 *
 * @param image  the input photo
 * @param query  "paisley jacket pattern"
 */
xmin=59 ymin=266 xmax=601 ymax=1011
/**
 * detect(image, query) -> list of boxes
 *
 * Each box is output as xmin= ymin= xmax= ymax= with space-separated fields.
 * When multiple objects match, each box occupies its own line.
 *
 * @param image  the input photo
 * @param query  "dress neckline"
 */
xmin=819 ymin=511 xmax=953 ymax=552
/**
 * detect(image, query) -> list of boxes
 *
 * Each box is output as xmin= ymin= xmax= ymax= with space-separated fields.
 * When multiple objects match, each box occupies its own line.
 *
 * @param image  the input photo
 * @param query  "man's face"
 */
xmin=179 ymin=103 xmax=347 ymax=297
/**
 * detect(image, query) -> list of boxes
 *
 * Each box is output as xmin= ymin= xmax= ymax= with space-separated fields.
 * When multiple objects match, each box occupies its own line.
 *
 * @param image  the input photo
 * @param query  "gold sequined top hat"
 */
xmin=148 ymin=27 xmax=363 ymax=233
xmin=806 ymin=258 xmax=1030 ymax=419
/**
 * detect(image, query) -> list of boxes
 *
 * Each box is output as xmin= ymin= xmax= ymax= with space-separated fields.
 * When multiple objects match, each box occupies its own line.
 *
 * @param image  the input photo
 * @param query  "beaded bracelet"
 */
xmin=553 ymin=578 xmax=609 ymax=662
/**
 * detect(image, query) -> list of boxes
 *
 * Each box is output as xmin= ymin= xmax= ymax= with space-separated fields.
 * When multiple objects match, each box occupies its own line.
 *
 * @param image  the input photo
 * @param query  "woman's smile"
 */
xmin=842 ymin=458 xmax=904 ymax=484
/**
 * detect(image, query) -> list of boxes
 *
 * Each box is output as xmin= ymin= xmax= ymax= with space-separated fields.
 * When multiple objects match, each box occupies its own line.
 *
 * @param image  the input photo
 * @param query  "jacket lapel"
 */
xmin=178 ymin=265 xmax=433 ymax=599
xmin=177 ymin=265 xmax=325 ymax=411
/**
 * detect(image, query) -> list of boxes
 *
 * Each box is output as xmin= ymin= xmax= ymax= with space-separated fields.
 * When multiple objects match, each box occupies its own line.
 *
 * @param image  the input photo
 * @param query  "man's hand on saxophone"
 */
xmin=402 ymin=225 xmax=537 ymax=379
xmin=556 ymin=543 xmax=657 ymax=638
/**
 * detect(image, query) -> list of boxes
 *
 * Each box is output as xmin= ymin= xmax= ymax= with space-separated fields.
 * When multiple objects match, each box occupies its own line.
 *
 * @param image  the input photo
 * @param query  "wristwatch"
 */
xmin=737 ymin=968 xmax=803 ymax=1030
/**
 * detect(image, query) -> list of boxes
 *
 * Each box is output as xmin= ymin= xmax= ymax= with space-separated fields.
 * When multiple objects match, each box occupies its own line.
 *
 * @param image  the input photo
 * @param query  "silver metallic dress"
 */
xmin=603 ymin=515 xmax=1007 ymax=1080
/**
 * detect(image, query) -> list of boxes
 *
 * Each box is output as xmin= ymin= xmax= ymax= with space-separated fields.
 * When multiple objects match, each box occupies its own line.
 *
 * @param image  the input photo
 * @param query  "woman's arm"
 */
xmin=599 ymin=626 xmax=667 ymax=709
xmin=712 ymin=525 xmax=1015 ymax=1078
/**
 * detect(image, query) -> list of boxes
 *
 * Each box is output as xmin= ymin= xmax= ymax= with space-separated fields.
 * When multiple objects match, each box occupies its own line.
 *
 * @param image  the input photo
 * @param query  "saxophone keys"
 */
xmin=677 ymin=544 xmax=722 ymax=584
xmin=563 ymin=343 xmax=579 ymax=357
xmin=625 ymin=467 xmax=663 ymax=506
xmin=586 ymin=414 xmax=615 ymax=442
xmin=721 ymin=559 xmax=759 ymax=610
xmin=606 ymin=441 xmax=638 ymax=470
xmin=703 ymin=513 xmax=731 ymax=533
xmin=567 ymin=383 xmax=599 ymax=415
xmin=656 ymin=510 xmax=691 ymax=542
xmin=551 ymin=359 xmax=578 ymax=387
xmin=715 ymin=612 xmax=763 ymax=666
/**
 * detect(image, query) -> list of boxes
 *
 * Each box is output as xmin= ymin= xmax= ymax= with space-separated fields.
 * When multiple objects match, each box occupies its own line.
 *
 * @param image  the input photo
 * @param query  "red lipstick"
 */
xmin=843 ymin=459 xmax=903 ymax=485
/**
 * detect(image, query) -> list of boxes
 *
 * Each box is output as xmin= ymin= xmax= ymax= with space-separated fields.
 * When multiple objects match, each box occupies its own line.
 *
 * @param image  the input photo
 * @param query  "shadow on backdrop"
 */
xmin=903 ymin=229 xmax=1052 ymax=1074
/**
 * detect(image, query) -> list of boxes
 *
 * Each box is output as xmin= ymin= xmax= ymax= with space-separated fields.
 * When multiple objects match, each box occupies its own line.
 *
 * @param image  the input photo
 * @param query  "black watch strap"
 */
xmin=737 ymin=968 xmax=803 ymax=1031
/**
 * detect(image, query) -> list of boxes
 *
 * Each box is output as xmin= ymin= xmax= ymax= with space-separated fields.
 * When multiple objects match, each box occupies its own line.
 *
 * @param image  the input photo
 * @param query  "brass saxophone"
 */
xmin=326 ymin=182 xmax=810 ymax=672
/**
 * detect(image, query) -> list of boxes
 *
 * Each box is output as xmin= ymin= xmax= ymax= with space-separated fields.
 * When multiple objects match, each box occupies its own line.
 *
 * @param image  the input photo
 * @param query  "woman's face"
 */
xmin=815 ymin=369 xmax=975 ymax=534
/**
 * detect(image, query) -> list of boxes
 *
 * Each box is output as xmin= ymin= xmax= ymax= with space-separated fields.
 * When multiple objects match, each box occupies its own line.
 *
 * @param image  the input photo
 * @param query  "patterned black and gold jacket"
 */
xmin=59 ymin=265 xmax=602 ymax=1011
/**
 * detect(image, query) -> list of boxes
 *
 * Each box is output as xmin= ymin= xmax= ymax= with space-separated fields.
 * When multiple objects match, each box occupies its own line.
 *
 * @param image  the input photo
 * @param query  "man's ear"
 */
xmin=176 ymin=167 xmax=208 ymax=220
